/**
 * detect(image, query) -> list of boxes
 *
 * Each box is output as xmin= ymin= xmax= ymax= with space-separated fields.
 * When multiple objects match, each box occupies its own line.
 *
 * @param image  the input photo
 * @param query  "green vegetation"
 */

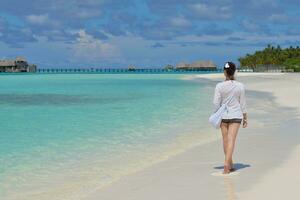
xmin=283 ymin=57 xmax=300 ymax=72
xmin=239 ymin=45 xmax=300 ymax=72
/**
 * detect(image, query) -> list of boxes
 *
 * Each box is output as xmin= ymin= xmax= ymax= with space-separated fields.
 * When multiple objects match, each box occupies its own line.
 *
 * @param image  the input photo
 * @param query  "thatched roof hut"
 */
xmin=176 ymin=62 xmax=190 ymax=69
xmin=0 ymin=60 xmax=16 ymax=67
xmin=127 ymin=66 xmax=136 ymax=71
xmin=164 ymin=64 xmax=174 ymax=70
xmin=0 ymin=57 xmax=37 ymax=72
xmin=176 ymin=60 xmax=217 ymax=70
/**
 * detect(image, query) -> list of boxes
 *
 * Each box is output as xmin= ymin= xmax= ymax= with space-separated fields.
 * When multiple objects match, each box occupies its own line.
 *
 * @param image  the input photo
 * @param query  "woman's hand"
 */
xmin=242 ymin=113 xmax=248 ymax=128
xmin=242 ymin=119 xmax=247 ymax=128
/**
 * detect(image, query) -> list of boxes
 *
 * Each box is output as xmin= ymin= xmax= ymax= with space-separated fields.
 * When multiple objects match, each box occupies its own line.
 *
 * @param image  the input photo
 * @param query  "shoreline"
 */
xmin=188 ymin=72 xmax=300 ymax=199
xmin=85 ymin=73 xmax=300 ymax=200
xmin=0 ymin=73 xmax=221 ymax=200
xmin=235 ymin=73 xmax=300 ymax=199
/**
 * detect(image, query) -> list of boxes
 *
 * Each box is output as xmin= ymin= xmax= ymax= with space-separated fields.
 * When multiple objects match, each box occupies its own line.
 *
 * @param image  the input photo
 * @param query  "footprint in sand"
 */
xmin=211 ymin=171 xmax=239 ymax=177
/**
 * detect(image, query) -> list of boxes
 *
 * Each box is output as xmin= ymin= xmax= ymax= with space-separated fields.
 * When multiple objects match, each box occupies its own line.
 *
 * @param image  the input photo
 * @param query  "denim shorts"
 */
xmin=221 ymin=118 xmax=242 ymax=124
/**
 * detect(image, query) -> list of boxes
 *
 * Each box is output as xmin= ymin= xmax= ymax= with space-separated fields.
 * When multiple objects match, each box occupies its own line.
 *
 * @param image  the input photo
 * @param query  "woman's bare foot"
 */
xmin=230 ymin=161 xmax=235 ymax=171
xmin=223 ymin=165 xmax=231 ymax=174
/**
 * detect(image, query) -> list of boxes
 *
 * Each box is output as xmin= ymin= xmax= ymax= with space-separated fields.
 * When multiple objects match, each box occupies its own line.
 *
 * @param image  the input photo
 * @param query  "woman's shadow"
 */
xmin=214 ymin=163 xmax=251 ymax=171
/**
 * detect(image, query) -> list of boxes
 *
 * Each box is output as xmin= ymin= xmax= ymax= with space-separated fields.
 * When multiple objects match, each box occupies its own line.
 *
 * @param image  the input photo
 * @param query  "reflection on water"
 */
xmin=214 ymin=164 xmax=250 ymax=200
xmin=223 ymin=177 xmax=237 ymax=200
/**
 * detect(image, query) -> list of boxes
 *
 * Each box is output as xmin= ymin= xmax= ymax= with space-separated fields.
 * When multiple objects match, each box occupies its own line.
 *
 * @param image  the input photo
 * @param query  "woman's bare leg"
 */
xmin=220 ymin=122 xmax=229 ymax=156
xmin=221 ymin=122 xmax=231 ymax=173
xmin=224 ymin=123 xmax=240 ymax=173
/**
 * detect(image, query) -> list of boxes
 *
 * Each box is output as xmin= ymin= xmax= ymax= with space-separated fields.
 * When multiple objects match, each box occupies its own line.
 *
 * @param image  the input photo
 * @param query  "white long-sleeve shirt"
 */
xmin=213 ymin=80 xmax=247 ymax=119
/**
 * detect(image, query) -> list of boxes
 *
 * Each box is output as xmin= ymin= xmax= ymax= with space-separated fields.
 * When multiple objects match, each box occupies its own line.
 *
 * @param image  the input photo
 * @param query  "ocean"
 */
xmin=0 ymin=73 xmax=218 ymax=200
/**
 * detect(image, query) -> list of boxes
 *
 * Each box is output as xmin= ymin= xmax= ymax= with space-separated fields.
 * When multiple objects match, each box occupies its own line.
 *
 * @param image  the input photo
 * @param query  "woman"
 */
xmin=213 ymin=62 xmax=248 ymax=174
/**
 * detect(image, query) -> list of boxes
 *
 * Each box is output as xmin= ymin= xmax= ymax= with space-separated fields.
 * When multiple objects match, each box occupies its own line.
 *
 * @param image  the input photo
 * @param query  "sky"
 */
xmin=0 ymin=0 xmax=300 ymax=68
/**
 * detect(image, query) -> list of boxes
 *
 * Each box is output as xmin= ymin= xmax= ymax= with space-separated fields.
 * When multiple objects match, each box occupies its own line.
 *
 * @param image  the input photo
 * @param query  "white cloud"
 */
xmin=76 ymin=9 xmax=102 ymax=19
xmin=241 ymin=19 xmax=261 ymax=32
xmin=170 ymin=16 xmax=191 ymax=27
xmin=71 ymin=29 xmax=119 ymax=62
xmin=26 ymin=14 xmax=60 ymax=28
xmin=190 ymin=3 xmax=231 ymax=20
xmin=268 ymin=14 xmax=289 ymax=23
xmin=26 ymin=14 xmax=50 ymax=25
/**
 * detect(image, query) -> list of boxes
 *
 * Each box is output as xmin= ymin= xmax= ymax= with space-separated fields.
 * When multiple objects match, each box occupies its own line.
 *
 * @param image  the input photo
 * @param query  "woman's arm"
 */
xmin=240 ymin=84 xmax=247 ymax=128
xmin=213 ymin=85 xmax=221 ymax=112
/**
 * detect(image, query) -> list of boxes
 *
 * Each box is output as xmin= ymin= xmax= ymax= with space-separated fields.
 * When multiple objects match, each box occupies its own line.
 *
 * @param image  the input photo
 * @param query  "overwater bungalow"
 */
xmin=176 ymin=60 xmax=217 ymax=71
xmin=0 ymin=57 xmax=37 ymax=73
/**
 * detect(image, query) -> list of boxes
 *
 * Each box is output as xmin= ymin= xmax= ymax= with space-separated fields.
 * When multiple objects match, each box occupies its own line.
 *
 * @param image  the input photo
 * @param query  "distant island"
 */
xmin=0 ymin=57 xmax=37 ymax=73
xmin=239 ymin=45 xmax=300 ymax=72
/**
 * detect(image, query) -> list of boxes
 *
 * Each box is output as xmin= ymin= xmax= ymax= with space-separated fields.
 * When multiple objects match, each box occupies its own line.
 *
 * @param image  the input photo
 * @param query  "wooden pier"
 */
xmin=36 ymin=68 xmax=219 ymax=74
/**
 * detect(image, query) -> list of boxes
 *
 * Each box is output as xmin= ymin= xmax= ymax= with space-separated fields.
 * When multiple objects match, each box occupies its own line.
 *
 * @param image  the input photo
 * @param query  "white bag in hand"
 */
xmin=209 ymin=104 xmax=227 ymax=129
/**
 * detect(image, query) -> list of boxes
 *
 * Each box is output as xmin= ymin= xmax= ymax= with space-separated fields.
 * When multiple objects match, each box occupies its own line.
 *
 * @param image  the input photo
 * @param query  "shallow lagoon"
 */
xmin=0 ymin=74 xmax=215 ymax=199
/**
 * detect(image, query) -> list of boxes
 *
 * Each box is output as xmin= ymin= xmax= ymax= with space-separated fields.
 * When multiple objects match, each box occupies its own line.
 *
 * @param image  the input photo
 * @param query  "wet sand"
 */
xmin=84 ymin=73 xmax=300 ymax=200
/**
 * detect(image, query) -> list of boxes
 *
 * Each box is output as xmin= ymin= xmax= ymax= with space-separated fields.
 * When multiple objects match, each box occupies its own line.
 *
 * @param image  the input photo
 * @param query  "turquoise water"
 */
xmin=0 ymin=74 xmax=215 ymax=200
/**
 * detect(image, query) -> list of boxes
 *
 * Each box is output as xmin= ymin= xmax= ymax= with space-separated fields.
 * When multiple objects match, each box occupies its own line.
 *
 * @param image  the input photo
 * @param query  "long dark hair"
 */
xmin=224 ymin=62 xmax=236 ymax=80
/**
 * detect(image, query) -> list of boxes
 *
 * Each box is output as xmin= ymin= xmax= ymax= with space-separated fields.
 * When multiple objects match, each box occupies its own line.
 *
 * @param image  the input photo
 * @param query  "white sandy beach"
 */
xmin=84 ymin=73 xmax=300 ymax=200
xmin=197 ymin=72 xmax=300 ymax=199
